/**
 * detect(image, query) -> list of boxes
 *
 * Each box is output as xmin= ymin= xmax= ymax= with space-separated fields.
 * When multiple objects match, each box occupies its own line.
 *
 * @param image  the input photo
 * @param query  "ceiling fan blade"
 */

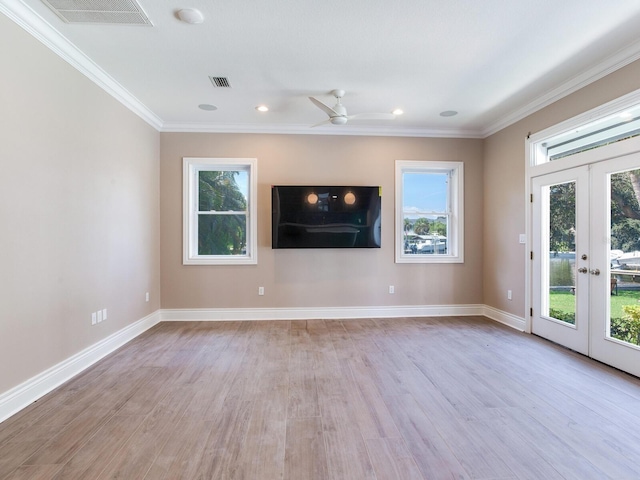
xmin=310 ymin=118 xmax=333 ymax=128
xmin=309 ymin=96 xmax=340 ymax=117
xmin=347 ymin=112 xmax=396 ymax=121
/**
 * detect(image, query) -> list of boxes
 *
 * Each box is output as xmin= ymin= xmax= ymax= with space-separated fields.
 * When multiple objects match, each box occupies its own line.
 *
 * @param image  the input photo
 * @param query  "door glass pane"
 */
xmin=609 ymin=169 xmax=640 ymax=347
xmin=547 ymin=181 xmax=576 ymax=324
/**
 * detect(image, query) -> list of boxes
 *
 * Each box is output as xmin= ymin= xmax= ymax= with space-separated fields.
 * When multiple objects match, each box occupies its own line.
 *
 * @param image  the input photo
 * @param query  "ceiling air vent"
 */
xmin=209 ymin=76 xmax=232 ymax=88
xmin=41 ymin=0 xmax=152 ymax=25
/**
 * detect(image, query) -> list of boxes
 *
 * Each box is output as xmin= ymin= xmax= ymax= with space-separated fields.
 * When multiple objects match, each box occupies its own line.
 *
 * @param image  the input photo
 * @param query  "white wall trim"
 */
xmin=160 ymin=304 xmax=485 ymax=321
xmin=482 ymin=305 xmax=526 ymax=331
xmin=0 ymin=310 xmax=161 ymax=424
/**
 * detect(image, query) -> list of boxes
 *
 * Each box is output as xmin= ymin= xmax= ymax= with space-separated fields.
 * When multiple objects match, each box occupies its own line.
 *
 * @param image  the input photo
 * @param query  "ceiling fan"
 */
xmin=308 ymin=89 xmax=396 ymax=127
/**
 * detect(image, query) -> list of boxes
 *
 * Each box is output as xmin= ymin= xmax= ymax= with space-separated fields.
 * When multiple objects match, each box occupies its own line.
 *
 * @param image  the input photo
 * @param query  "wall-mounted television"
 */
xmin=272 ymin=185 xmax=381 ymax=249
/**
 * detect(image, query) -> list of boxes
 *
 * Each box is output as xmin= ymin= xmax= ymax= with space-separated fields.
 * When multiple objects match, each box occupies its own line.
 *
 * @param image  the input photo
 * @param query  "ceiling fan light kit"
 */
xmin=308 ymin=89 xmax=396 ymax=127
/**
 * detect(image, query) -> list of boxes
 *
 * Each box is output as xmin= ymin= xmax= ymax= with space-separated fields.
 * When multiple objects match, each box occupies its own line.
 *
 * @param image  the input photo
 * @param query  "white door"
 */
xmin=532 ymin=154 xmax=640 ymax=377
xmin=532 ymin=166 xmax=590 ymax=355
xmin=590 ymin=153 xmax=640 ymax=378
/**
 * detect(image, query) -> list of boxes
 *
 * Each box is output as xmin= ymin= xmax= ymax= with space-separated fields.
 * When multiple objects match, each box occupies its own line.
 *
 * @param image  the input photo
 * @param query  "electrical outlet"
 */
xmin=145 ymin=292 xmax=150 ymax=302
xmin=102 ymin=308 xmax=107 ymax=320
xmin=91 ymin=312 xmax=97 ymax=325
xmin=389 ymin=285 xmax=395 ymax=294
xmin=507 ymin=290 xmax=512 ymax=300
xmin=258 ymin=286 xmax=264 ymax=296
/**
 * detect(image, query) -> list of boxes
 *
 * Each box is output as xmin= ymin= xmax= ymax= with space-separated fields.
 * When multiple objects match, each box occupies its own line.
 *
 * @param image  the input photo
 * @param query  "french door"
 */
xmin=532 ymin=166 xmax=590 ymax=355
xmin=532 ymin=152 xmax=640 ymax=377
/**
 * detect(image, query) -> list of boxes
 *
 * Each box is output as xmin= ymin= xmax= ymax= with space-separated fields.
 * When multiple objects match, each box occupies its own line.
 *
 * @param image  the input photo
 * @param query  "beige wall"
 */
xmin=160 ymin=134 xmax=484 ymax=309
xmin=483 ymin=59 xmax=640 ymax=318
xmin=0 ymin=14 xmax=161 ymax=394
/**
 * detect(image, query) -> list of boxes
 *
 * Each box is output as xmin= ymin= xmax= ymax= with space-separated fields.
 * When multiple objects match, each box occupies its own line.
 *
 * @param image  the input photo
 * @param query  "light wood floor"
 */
xmin=2 ymin=317 xmax=640 ymax=479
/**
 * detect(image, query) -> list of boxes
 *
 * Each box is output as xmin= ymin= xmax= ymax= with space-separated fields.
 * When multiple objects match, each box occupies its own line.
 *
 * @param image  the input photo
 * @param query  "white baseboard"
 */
xmin=482 ymin=305 xmax=526 ymax=331
xmin=1 ymin=303 xmax=522 ymax=424
xmin=0 ymin=310 xmax=161 ymax=424
xmin=160 ymin=304 xmax=486 ymax=321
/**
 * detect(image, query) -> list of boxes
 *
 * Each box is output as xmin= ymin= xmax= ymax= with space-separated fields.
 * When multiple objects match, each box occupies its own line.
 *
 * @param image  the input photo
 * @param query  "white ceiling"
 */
xmin=4 ymin=0 xmax=640 ymax=137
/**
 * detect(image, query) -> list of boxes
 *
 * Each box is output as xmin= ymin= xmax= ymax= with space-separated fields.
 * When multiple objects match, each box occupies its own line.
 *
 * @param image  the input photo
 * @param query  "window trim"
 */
xmin=395 ymin=160 xmax=464 ymax=264
xmin=183 ymin=157 xmax=258 ymax=265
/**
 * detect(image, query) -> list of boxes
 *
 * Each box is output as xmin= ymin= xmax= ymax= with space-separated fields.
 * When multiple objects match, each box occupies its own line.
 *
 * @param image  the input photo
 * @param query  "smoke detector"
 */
xmin=176 ymin=8 xmax=204 ymax=24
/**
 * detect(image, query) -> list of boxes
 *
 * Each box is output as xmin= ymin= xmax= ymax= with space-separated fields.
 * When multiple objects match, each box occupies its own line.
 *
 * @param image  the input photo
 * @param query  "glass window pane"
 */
xmin=198 ymin=215 xmax=247 ymax=256
xmin=402 ymin=172 xmax=448 ymax=213
xmin=402 ymin=215 xmax=448 ymax=255
xmin=199 ymin=170 xmax=248 ymax=212
xmin=402 ymin=171 xmax=449 ymax=256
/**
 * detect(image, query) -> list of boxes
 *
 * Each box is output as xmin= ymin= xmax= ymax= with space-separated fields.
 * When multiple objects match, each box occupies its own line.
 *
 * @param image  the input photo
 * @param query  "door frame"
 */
xmin=526 ymin=131 xmax=640 ymax=335
xmin=530 ymin=166 xmax=590 ymax=354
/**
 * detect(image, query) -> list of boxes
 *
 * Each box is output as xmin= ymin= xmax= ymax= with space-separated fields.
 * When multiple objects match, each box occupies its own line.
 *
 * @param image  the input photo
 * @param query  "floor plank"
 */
xmin=284 ymin=417 xmax=328 ymax=480
xmin=364 ymin=437 xmax=424 ymax=480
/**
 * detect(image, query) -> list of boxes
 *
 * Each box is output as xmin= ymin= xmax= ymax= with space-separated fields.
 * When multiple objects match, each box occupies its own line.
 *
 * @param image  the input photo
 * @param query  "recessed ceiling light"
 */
xmin=176 ymin=8 xmax=204 ymax=24
xmin=440 ymin=110 xmax=458 ymax=117
xmin=256 ymin=105 xmax=269 ymax=112
xmin=392 ymin=108 xmax=404 ymax=116
xmin=198 ymin=104 xmax=217 ymax=111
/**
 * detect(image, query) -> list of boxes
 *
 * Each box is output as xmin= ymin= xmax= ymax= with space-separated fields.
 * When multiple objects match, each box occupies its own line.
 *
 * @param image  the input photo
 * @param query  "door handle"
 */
xmin=590 ymin=268 xmax=601 ymax=276
xmin=578 ymin=267 xmax=588 ymax=274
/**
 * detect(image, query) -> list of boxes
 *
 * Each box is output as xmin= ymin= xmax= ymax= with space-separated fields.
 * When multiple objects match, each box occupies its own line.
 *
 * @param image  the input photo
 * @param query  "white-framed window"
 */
xmin=529 ymin=90 xmax=640 ymax=167
xmin=395 ymin=160 xmax=464 ymax=263
xmin=183 ymin=157 xmax=257 ymax=265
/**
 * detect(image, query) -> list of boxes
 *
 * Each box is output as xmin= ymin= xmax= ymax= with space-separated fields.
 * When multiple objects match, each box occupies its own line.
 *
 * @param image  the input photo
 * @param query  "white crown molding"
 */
xmin=482 ymin=38 xmax=640 ymax=138
xmin=0 ymin=310 xmax=161 ymax=424
xmin=160 ymin=122 xmax=484 ymax=139
xmin=0 ymin=0 xmax=163 ymax=131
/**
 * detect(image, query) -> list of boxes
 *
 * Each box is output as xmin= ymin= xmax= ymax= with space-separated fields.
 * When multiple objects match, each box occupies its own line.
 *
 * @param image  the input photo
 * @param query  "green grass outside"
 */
xmin=549 ymin=289 xmax=640 ymax=345
xmin=550 ymin=289 xmax=640 ymax=319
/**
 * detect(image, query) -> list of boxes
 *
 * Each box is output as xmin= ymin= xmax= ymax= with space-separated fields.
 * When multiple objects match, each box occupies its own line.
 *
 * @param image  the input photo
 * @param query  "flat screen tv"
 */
xmin=272 ymin=185 xmax=381 ymax=249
